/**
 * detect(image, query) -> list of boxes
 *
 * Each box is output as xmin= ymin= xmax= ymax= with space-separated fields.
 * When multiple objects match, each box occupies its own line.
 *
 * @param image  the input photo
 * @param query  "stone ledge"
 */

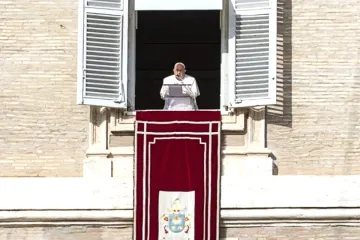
xmin=0 ymin=210 xmax=132 ymax=226
xmin=86 ymin=144 xmax=111 ymax=158
xmin=109 ymin=110 xmax=246 ymax=132
xmin=110 ymin=146 xmax=271 ymax=156
xmin=1 ymin=176 xmax=360 ymax=210
xmin=1 ymin=209 xmax=360 ymax=227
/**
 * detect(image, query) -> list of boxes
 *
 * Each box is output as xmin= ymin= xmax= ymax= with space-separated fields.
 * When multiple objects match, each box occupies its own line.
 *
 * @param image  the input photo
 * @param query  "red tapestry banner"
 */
xmin=134 ymin=110 xmax=221 ymax=240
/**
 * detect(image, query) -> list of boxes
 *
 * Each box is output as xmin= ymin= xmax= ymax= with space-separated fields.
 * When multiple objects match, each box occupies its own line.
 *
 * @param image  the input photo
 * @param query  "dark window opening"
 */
xmin=135 ymin=10 xmax=221 ymax=110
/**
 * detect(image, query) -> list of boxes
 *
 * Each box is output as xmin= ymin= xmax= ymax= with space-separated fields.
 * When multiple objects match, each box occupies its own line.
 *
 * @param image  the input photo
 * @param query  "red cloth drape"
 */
xmin=135 ymin=110 xmax=221 ymax=240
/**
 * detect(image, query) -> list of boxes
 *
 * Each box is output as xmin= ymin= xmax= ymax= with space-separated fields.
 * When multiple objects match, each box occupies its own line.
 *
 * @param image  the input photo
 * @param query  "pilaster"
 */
xmin=244 ymin=106 xmax=273 ymax=175
xmin=83 ymin=106 xmax=112 ymax=177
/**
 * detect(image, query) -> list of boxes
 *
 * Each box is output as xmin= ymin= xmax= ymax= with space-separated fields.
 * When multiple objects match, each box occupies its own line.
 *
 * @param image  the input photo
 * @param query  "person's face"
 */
xmin=173 ymin=65 xmax=185 ymax=79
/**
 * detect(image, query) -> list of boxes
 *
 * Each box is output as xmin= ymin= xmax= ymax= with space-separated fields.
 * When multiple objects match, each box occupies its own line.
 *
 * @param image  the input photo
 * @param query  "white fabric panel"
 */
xmin=158 ymin=191 xmax=195 ymax=239
xmin=135 ymin=0 xmax=222 ymax=10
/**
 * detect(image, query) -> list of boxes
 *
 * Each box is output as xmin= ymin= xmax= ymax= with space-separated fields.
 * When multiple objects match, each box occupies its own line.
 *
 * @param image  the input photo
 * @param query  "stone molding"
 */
xmin=108 ymin=108 xmax=246 ymax=133
xmin=110 ymin=146 xmax=271 ymax=157
xmin=1 ymin=176 xmax=360 ymax=209
xmin=1 ymin=176 xmax=360 ymax=226
xmin=1 ymin=209 xmax=360 ymax=227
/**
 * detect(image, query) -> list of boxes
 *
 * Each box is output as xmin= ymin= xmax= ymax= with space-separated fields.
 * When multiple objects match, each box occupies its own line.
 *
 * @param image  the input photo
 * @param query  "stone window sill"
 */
xmin=109 ymin=110 xmax=245 ymax=133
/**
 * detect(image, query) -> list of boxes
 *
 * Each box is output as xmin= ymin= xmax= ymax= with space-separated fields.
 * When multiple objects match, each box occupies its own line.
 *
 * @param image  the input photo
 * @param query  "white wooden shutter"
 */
xmin=228 ymin=0 xmax=276 ymax=108
xmin=77 ymin=0 xmax=128 ymax=108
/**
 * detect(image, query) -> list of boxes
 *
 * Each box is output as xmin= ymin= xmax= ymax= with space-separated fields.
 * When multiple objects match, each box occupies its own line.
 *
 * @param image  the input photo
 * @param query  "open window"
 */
xmin=134 ymin=11 xmax=221 ymax=110
xmin=77 ymin=0 xmax=277 ymax=111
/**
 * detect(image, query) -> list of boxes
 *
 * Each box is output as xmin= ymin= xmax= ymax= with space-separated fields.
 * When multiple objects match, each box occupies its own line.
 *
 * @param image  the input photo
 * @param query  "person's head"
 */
xmin=173 ymin=62 xmax=186 ymax=79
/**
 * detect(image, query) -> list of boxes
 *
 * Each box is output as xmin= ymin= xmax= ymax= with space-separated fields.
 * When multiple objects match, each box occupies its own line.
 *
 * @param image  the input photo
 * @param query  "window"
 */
xmin=77 ymin=0 xmax=277 ymax=111
xmin=135 ymin=10 xmax=221 ymax=110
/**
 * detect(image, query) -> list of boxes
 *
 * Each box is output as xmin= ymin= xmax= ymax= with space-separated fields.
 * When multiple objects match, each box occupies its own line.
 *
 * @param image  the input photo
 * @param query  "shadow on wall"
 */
xmin=266 ymin=0 xmax=292 ymax=128
xmin=265 ymin=0 xmax=292 ymax=175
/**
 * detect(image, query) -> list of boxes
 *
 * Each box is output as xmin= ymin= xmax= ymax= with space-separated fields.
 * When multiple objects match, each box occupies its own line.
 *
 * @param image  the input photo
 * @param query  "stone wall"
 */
xmin=2 ymin=0 xmax=360 ymax=178
xmin=1 ymin=176 xmax=360 ymax=239
xmin=267 ymin=0 xmax=360 ymax=175
xmin=0 ymin=227 xmax=132 ymax=240
xmin=2 ymin=226 xmax=360 ymax=240
xmin=0 ymin=0 xmax=87 ymax=177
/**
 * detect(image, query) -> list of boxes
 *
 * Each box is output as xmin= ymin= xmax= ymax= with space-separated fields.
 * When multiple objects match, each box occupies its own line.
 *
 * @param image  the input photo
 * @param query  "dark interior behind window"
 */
xmin=135 ymin=10 xmax=221 ymax=110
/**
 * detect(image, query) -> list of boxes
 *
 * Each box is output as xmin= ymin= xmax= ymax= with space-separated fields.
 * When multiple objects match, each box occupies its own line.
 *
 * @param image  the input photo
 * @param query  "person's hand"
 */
xmin=182 ymin=86 xmax=193 ymax=98
xmin=160 ymin=86 xmax=169 ymax=99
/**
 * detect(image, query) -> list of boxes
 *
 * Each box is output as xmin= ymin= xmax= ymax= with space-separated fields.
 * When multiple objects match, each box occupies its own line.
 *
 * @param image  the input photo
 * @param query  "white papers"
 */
xmin=168 ymin=85 xmax=183 ymax=97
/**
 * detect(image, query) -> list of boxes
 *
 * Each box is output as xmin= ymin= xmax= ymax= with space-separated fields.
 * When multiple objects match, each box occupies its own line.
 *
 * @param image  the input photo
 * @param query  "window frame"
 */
xmin=126 ymin=0 xmax=230 ymax=112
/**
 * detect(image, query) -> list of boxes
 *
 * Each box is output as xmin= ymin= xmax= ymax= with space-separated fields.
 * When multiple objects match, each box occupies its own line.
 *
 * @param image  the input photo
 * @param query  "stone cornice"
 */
xmin=110 ymin=146 xmax=272 ymax=156
xmin=2 ymin=209 xmax=360 ymax=227
xmin=1 ymin=176 xmax=360 ymax=210
xmin=109 ymin=109 xmax=246 ymax=133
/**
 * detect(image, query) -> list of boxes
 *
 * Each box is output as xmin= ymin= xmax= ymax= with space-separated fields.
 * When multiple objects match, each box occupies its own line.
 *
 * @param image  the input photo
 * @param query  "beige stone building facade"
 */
xmin=1 ymin=0 xmax=360 ymax=239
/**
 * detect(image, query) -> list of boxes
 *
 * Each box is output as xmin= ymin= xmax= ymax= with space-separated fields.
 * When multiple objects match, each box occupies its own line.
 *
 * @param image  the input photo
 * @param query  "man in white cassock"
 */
xmin=160 ymin=62 xmax=200 ymax=110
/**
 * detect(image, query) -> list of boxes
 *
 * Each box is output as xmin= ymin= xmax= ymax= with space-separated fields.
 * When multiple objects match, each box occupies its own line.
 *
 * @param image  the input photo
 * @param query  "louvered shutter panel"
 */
xmin=77 ymin=0 xmax=128 ymax=108
xmin=228 ymin=0 xmax=276 ymax=108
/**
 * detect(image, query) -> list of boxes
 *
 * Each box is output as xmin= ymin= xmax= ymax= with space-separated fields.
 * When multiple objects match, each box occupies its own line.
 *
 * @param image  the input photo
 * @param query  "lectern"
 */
xmin=134 ymin=110 xmax=221 ymax=240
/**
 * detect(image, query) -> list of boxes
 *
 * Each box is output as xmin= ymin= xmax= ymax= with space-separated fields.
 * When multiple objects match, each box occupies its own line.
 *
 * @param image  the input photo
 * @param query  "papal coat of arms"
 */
xmin=160 ymin=198 xmax=192 ymax=236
